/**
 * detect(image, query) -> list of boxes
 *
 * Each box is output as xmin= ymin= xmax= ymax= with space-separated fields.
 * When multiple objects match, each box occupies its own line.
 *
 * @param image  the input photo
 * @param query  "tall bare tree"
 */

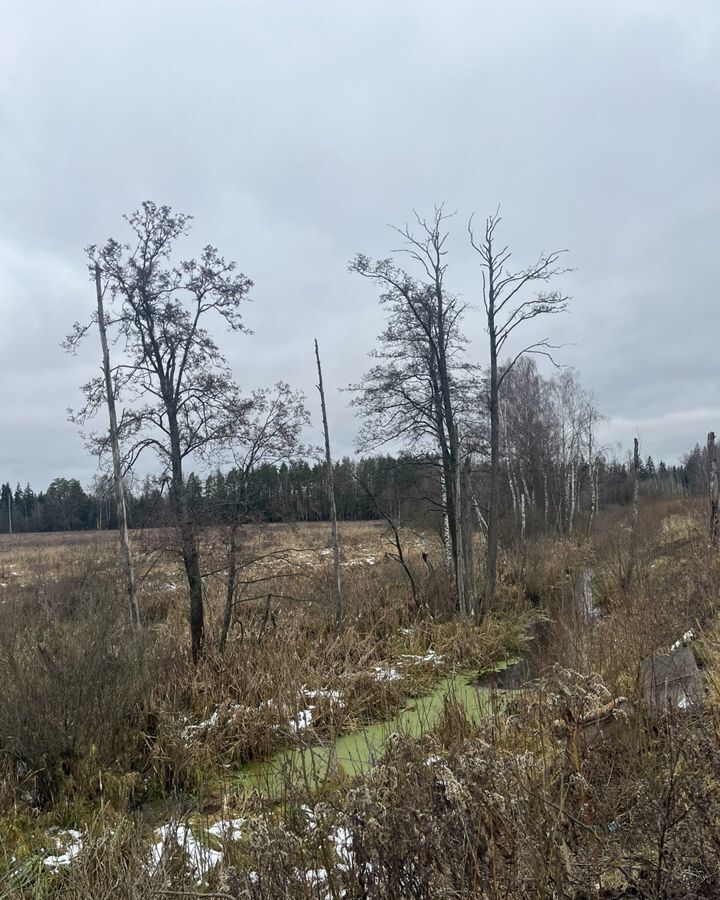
xmin=94 ymin=263 xmax=140 ymax=630
xmin=350 ymin=208 xmax=478 ymax=617
xmin=68 ymin=202 xmax=253 ymax=660
xmin=469 ymin=210 xmax=569 ymax=611
xmin=315 ymin=340 xmax=343 ymax=625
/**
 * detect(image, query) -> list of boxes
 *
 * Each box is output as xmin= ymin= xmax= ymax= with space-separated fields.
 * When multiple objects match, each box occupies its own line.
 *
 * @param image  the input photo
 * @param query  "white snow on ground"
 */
xmin=42 ymin=829 xmax=84 ymax=871
xmin=182 ymin=700 xmax=257 ymax=740
xmin=181 ymin=707 xmax=223 ymax=739
xmin=371 ymin=665 xmax=403 ymax=682
xmin=345 ymin=555 xmax=378 ymax=567
xmin=184 ymin=688 xmax=346 ymax=741
xmin=39 ymin=812 xmax=350 ymax=890
xmin=149 ymin=823 xmax=223 ymax=876
xmin=207 ymin=817 xmax=245 ymax=842
xmin=332 ymin=825 xmax=353 ymax=867
xmin=400 ymin=650 xmax=444 ymax=665
xmin=370 ymin=648 xmax=444 ymax=682
xmin=289 ymin=707 xmax=315 ymax=732
xmin=288 ymin=686 xmax=347 ymax=734
xmin=670 ymin=629 xmax=696 ymax=652
xmin=303 ymin=688 xmax=344 ymax=704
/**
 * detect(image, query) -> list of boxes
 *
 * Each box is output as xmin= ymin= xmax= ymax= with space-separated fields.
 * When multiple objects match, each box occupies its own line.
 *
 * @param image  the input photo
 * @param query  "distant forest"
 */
xmin=0 ymin=444 xmax=709 ymax=535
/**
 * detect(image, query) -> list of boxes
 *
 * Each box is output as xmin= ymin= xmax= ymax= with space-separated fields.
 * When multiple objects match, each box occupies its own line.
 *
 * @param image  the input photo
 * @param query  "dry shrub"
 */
xmin=0 ymin=562 xmax=158 ymax=807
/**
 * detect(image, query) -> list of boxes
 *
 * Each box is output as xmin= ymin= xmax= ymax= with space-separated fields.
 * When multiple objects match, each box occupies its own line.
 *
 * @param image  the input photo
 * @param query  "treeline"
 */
xmin=0 ymin=443 xmax=703 ymax=536
xmin=0 ymin=457 xmax=421 ymax=534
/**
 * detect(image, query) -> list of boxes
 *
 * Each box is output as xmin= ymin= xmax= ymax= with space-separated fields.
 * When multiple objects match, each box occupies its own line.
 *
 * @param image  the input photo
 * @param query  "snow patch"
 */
xmin=42 ymin=829 xmax=84 ymax=871
xmin=149 ymin=823 xmax=222 ymax=876
xmin=670 ymin=629 xmax=696 ymax=653
xmin=372 ymin=665 xmax=403 ymax=683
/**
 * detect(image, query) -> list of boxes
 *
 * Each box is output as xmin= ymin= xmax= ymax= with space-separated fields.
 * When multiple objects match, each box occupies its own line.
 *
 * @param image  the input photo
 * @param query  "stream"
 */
xmin=34 ymin=568 xmax=606 ymax=873
xmin=235 ymin=672 xmax=494 ymax=798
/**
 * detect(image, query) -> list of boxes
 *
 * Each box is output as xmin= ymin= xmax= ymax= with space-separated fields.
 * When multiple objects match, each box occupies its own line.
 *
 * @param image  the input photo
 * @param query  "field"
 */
xmin=1 ymin=502 xmax=720 ymax=898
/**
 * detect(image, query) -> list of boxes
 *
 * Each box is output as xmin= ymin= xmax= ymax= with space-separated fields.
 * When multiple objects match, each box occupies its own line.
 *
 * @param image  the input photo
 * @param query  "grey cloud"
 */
xmin=1 ymin=0 xmax=720 ymax=486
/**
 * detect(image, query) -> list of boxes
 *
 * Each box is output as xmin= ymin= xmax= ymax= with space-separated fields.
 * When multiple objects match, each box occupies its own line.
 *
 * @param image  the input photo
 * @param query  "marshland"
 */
xmin=4 ymin=4 xmax=720 ymax=898
xmin=2 ymin=485 xmax=720 ymax=898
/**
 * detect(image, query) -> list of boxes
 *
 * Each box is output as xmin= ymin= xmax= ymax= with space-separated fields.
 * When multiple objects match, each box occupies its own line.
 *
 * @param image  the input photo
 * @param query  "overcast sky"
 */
xmin=1 ymin=0 xmax=719 ymax=488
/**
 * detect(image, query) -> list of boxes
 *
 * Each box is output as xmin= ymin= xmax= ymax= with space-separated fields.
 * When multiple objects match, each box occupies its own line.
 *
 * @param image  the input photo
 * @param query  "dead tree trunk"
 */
xmin=460 ymin=457 xmax=480 ymax=622
xmin=587 ymin=459 xmax=599 ymax=536
xmin=624 ymin=437 xmax=640 ymax=589
xmin=220 ymin=518 xmax=239 ymax=653
xmin=315 ymin=340 xmax=343 ymax=626
xmin=484 ymin=299 xmax=501 ymax=611
xmin=453 ymin=462 xmax=467 ymax=616
xmin=166 ymin=412 xmax=205 ymax=661
xmin=632 ymin=436 xmax=640 ymax=528
xmin=95 ymin=264 xmax=140 ymax=631
xmin=708 ymin=431 xmax=718 ymax=547
xmin=440 ymin=466 xmax=453 ymax=573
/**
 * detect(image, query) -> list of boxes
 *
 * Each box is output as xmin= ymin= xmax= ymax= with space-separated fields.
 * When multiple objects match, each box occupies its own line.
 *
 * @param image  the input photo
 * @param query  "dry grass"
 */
xmin=2 ymin=501 xmax=720 ymax=898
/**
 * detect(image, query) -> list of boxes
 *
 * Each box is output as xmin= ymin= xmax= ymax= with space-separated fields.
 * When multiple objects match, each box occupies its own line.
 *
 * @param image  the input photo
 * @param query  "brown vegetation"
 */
xmin=0 ymin=496 xmax=719 ymax=898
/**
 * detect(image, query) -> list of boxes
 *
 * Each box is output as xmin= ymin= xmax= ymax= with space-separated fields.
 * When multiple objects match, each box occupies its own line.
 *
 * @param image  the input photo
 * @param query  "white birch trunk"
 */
xmin=95 ymin=264 xmax=139 ymax=630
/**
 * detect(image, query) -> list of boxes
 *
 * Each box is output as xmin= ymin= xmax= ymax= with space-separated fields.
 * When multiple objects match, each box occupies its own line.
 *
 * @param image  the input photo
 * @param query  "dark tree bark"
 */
xmin=68 ymin=202 xmax=253 ymax=661
xmin=315 ymin=340 xmax=343 ymax=626
xmin=350 ymin=208 xmax=476 ymax=616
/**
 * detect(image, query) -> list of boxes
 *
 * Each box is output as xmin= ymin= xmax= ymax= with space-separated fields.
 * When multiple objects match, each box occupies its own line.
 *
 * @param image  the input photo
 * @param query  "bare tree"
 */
xmin=94 ymin=263 xmax=140 ymax=630
xmin=315 ymin=340 xmax=343 ymax=626
xmin=219 ymin=382 xmax=309 ymax=652
xmin=354 ymin=473 xmax=421 ymax=610
xmin=68 ymin=202 xmax=253 ymax=660
xmin=469 ymin=210 xmax=569 ymax=611
xmin=350 ymin=208 xmax=477 ymax=617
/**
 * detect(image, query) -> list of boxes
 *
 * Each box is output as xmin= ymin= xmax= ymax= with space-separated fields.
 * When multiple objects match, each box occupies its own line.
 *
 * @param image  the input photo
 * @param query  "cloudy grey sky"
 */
xmin=1 ymin=0 xmax=719 ymax=488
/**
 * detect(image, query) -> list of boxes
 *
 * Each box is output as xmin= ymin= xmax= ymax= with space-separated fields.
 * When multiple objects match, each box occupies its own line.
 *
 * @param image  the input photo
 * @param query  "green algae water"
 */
xmin=237 ymin=673 xmax=495 ymax=798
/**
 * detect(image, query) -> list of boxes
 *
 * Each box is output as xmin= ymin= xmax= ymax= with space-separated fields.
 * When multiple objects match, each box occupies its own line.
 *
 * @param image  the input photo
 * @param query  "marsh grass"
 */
xmin=2 ymin=506 xmax=720 ymax=898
